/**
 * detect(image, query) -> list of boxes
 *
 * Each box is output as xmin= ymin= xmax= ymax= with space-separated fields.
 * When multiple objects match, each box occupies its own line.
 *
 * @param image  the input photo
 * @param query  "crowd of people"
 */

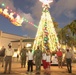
xmin=0 ymin=44 xmax=74 ymax=74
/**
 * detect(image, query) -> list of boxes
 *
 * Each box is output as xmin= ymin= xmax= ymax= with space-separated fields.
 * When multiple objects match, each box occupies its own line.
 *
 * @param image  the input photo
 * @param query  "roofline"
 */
xmin=1 ymin=30 xmax=28 ymax=38
xmin=11 ymin=38 xmax=35 ymax=42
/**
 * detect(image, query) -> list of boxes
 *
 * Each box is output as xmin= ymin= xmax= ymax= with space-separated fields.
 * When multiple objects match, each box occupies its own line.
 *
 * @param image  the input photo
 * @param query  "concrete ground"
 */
xmin=0 ymin=62 xmax=76 ymax=75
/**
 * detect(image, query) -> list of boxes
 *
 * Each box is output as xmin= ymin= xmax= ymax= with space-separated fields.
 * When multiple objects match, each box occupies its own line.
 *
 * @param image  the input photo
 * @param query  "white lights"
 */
xmin=26 ymin=43 xmax=31 ymax=48
xmin=39 ymin=0 xmax=53 ymax=8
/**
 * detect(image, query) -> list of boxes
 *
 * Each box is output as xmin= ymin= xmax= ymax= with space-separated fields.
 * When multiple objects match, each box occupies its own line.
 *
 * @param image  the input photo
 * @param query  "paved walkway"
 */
xmin=0 ymin=62 xmax=76 ymax=75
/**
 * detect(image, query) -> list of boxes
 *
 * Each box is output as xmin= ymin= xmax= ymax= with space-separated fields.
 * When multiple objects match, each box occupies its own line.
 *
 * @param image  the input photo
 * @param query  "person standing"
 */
xmin=42 ymin=50 xmax=46 ymax=70
xmin=56 ymin=48 xmax=63 ymax=68
xmin=0 ymin=46 xmax=6 ymax=67
xmin=26 ymin=49 xmax=33 ymax=74
xmin=65 ymin=49 xmax=73 ymax=73
xmin=4 ymin=43 xmax=14 ymax=74
xmin=34 ymin=46 xmax=42 ymax=74
xmin=20 ymin=46 xmax=27 ymax=68
xmin=45 ymin=50 xmax=51 ymax=75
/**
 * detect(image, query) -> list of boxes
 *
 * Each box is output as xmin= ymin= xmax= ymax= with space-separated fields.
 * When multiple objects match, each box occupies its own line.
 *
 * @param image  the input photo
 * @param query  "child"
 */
xmin=45 ymin=50 xmax=51 ymax=75
xmin=42 ymin=50 xmax=46 ymax=70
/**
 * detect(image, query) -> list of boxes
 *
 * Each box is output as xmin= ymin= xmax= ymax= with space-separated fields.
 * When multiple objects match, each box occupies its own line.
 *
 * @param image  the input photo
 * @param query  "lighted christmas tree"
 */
xmin=32 ymin=0 xmax=59 ymax=52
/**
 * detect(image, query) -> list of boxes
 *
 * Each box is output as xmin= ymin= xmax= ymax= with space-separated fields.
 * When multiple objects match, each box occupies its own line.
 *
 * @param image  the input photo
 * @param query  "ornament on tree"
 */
xmin=44 ymin=22 xmax=47 ymax=27
xmin=44 ymin=44 xmax=49 ymax=50
xmin=44 ymin=36 xmax=48 ymax=41
xmin=43 ymin=27 xmax=48 ymax=33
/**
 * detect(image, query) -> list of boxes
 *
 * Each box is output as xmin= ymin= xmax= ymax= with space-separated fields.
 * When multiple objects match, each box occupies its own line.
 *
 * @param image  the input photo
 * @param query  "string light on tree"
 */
xmin=32 ymin=0 xmax=59 ymax=52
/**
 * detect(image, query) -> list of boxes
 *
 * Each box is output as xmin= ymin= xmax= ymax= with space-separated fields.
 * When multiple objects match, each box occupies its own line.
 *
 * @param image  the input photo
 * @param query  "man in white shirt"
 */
xmin=26 ymin=49 xmax=33 ymax=74
xmin=65 ymin=49 xmax=73 ymax=73
xmin=4 ymin=43 xmax=14 ymax=74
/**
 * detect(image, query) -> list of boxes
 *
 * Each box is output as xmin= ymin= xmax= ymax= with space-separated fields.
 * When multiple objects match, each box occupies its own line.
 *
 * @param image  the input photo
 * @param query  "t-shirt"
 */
xmin=46 ymin=55 xmax=51 ymax=62
xmin=65 ymin=52 xmax=73 ymax=59
xmin=27 ymin=52 xmax=33 ymax=60
xmin=42 ymin=53 xmax=46 ymax=60
xmin=5 ymin=48 xmax=14 ymax=56
xmin=56 ymin=51 xmax=62 ymax=57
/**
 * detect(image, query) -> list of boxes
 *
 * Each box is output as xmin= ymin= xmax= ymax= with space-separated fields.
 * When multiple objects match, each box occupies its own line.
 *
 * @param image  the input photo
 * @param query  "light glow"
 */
xmin=26 ymin=43 xmax=31 ymax=48
xmin=39 ymin=0 xmax=53 ymax=8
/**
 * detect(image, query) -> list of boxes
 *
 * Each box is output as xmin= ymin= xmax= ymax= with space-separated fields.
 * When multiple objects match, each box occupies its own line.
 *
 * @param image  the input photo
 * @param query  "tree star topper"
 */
xmin=39 ymin=0 xmax=53 ymax=8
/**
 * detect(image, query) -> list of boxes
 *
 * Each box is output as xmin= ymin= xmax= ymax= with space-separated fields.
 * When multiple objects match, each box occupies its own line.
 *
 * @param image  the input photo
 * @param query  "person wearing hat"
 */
xmin=4 ymin=43 xmax=14 ymax=74
xmin=65 ymin=49 xmax=73 ymax=73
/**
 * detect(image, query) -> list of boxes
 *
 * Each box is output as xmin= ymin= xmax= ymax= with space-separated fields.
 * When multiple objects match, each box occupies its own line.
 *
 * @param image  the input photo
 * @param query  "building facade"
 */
xmin=0 ymin=30 xmax=34 ymax=58
xmin=0 ymin=30 xmax=28 ymax=49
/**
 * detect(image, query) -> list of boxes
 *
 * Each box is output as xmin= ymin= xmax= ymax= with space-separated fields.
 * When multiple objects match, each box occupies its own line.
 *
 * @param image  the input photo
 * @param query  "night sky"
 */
xmin=0 ymin=0 xmax=76 ymax=38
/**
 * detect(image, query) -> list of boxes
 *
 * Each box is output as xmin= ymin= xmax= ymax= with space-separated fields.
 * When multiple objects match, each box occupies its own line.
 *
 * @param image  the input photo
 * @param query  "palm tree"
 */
xmin=68 ymin=20 xmax=76 ymax=36
xmin=58 ymin=20 xmax=76 ymax=47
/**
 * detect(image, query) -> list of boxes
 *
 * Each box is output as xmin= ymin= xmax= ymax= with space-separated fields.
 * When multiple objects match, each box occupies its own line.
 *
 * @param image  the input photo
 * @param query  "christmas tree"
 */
xmin=32 ymin=0 xmax=59 ymax=52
